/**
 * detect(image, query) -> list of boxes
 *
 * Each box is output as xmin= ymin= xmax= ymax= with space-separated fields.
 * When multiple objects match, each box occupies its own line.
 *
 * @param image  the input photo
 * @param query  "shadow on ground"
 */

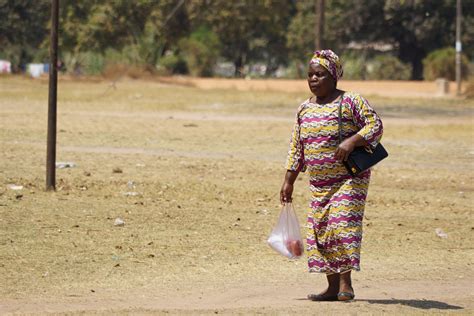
xmin=359 ymin=299 xmax=463 ymax=310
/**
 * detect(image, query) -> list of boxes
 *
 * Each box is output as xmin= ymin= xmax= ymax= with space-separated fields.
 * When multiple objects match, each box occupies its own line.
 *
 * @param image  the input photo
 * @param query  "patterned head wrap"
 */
xmin=309 ymin=50 xmax=343 ymax=81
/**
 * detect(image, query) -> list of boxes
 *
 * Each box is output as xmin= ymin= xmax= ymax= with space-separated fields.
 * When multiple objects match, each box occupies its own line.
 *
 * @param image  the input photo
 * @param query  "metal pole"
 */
xmin=46 ymin=0 xmax=59 ymax=191
xmin=455 ymin=0 xmax=462 ymax=96
xmin=314 ymin=0 xmax=325 ymax=51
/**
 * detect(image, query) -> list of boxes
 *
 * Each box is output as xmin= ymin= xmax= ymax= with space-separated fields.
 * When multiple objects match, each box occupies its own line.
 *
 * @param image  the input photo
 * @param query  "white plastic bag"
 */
xmin=267 ymin=202 xmax=304 ymax=259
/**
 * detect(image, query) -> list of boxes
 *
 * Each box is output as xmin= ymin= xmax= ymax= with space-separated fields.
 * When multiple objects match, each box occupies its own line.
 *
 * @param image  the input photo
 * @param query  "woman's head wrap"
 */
xmin=309 ymin=50 xmax=343 ymax=81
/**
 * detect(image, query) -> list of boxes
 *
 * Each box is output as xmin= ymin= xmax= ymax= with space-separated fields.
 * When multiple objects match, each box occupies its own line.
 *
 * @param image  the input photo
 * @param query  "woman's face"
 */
xmin=307 ymin=63 xmax=336 ymax=97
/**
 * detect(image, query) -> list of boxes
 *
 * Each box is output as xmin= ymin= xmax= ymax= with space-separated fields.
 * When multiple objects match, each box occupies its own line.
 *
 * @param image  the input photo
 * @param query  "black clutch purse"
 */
xmin=342 ymin=144 xmax=388 ymax=176
xmin=337 ymin=94 xmax=388 ymax=176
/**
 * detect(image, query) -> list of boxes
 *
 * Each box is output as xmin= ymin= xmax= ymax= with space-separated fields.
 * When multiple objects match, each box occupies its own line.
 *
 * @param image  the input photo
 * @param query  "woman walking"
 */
xmin=280 ymin=50 xmax=383 ymax=301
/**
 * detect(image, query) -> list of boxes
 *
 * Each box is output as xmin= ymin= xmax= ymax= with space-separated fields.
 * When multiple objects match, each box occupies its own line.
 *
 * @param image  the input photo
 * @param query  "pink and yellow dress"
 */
xmin=285 ymin=91 xmax=383 ymax=273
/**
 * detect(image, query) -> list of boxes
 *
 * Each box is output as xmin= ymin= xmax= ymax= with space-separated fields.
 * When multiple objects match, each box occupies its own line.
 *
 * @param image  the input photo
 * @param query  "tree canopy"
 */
xmin=0 ymin=0 xmax=471 ymax=79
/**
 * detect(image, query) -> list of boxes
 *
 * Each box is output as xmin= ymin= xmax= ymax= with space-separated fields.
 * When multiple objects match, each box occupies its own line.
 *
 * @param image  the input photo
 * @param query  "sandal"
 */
xmin=337 ymin=292 xmax=355 ymax=301
xmin=307 ymin=293 xmax=338 ymax=301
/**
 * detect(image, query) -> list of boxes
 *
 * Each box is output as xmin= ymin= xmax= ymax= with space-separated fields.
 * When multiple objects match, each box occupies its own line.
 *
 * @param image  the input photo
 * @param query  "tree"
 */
xmin=287 ymin=0 xmax=473 ymax=80
xmin=59 ymin=1 xmax=190 ymax=67
xmin=187 ymin=0 xmax=295 ymax=76
xmin=286 ymin=0 xmax=385 ymax=77
xmin=179 ymin=26 xmax=220 ymax=76
xmin=0 ymin=0 xmax=50 ymax=70
xmin=382 ymin=0 xmax=457 ymax=80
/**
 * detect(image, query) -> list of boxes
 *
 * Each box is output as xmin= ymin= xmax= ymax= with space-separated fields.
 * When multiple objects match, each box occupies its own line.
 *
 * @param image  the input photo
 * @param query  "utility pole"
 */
xmin=46 ymin=0 xmax=59 ymax=190
xmin=315 ymin=0 xmax=325 ymax=51
xmin=455 ymin=0 xmax=462 ymax=96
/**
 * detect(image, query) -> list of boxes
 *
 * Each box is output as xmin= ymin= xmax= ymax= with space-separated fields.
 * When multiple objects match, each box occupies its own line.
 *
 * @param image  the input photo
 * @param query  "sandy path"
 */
xmin=1 ymin=278 xmax=472 ymax=314
xmin=158 ymin=77 xmax=468 ymax=98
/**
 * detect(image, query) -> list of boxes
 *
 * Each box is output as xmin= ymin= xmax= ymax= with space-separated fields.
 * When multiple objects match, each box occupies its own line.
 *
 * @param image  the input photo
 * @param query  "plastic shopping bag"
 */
xmin=267 ymin=202 xmax=304 ymax=259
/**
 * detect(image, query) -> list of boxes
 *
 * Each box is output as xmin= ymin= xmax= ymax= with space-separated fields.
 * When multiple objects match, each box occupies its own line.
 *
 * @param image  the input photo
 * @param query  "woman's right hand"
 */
xmin=280 ymin=181 xmax=294 ymax=204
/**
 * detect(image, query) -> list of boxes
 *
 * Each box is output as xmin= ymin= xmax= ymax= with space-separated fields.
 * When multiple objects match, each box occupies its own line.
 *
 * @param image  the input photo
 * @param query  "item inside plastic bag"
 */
xmin=267 ymin=202 xmax=304 ymax=259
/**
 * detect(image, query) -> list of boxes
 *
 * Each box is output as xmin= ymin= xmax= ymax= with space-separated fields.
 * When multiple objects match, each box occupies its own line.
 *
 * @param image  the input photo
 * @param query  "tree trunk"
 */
xmin=411 ymin=56 xmax=424 ymax=81
xmin=234 ymin=55 xmax=243 ymax=77
xmin=399 ymin=42 xmax=425 ymax=80
xmin=314 ymin=0 xmax=325 ymax=51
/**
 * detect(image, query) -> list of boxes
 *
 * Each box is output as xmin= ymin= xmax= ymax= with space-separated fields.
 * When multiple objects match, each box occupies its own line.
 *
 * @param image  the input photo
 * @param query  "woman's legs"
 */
xmin=326 ymin=273 xmax=340 ymax=295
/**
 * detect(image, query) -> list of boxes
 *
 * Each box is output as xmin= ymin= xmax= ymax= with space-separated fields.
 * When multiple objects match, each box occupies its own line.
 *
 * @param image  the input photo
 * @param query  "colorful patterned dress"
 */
xmin=285 ymin=91 xmax=383 ymax=274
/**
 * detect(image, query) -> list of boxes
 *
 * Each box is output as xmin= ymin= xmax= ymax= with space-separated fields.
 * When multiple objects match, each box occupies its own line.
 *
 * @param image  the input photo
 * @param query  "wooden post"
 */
xmin=315 ymin=0 xmax=325 ymax=51
xmin=455 ymin=0 xmax=462 ymax=96
xmin=46 ymin=0 xmax=59 ymax=191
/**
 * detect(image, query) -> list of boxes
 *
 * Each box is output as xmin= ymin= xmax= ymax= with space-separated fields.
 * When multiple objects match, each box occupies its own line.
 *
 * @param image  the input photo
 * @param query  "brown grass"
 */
xmin=465 ymin=79 xmax=474 ymax=99
xmin=102 ymin=63 xmax=155 ymax=80
xmin=156 ymin=76 xmax=469 ymax=98
xmin=0 ymin=77 xmax=473 ymax=314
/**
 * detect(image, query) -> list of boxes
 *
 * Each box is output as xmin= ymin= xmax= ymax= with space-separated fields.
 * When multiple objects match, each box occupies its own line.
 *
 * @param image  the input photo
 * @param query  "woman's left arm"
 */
xmin=335 ymin=95 xmax=383 ymax=162
xmin=352 ymin=95 xmax=383 ymax=148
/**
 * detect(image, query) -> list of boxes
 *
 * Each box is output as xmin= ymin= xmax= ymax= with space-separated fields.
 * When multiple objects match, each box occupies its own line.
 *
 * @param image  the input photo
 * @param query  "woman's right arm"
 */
xmin=281 ymin=104 xmax=305 ymax=204
xmin=280 ymin=170 xmax=299 ymax=204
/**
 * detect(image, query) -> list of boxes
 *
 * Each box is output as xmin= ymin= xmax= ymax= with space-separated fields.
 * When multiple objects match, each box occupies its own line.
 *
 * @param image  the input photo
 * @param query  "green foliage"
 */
xmin=422 ymin=47 xmax=469 ymax=81
xmin=58 ymin=1 xmax=188 ymax=66
xmin=286 ymin=0 xmax=474 ymax=80
xmin=286 ymin=1 xmax=315 ymax=66
xmin=179 ymin=27 xmax=220 ymax=77
xmin=365 ymin=55 xmax=411 ymax=80
xmin=83 ymin=52 xmax=106 ymax=75
xmin=157 ymin=53 xmax=187 ymax=75
xmin=188 ymin=1 xmax=294 ymax=76
xmin=281 ymin=60 xmax=307 ymax=79
xmin=1 ymin=0 xmax=473 ymax=79
xmin=341 ymin=53 xmax=367 ymax=80
xmin=0 ymin=46 xmax=30 ymax=72
xmin=0 ymin=0 xmax=49 ymax=70
xmin=63 ymin=51 xmax=105 ymax=75
xmin=102 ymin=49 xmax=125 ymax=65
xmin=286 ymin=0 xmax=385 ymax=64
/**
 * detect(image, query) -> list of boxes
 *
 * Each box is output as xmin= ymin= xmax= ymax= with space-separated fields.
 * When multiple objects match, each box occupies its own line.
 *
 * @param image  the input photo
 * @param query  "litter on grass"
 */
xmin=114 ymin=218 xmax=125 ymax=226
xmin=56 ymin=162 xmax=76 ymax=169
xmin=122 ymin=192 xmax=139 ymax=196
xmin=435 ymin=228 xmax=448 ymax=238
xmin=7 ymin=184 xmax=23 ymax=190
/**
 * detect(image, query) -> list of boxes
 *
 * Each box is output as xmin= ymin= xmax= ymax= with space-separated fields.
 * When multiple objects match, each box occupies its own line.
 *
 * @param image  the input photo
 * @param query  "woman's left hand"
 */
xmin=335 ymin=138 xmax=356 ymax=162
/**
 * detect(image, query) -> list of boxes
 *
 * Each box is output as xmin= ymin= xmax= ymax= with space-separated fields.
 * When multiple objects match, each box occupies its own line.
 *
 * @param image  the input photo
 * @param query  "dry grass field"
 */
xmin=0 ymin=76 xmax=473 ymax=315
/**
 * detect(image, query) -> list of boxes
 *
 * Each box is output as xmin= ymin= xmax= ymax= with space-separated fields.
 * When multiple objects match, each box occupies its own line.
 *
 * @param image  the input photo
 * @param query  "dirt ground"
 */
xmin=0 ymin=76 xmax=473 ymax=315
xmin=157 ymin=76 xmax=467 ymax=98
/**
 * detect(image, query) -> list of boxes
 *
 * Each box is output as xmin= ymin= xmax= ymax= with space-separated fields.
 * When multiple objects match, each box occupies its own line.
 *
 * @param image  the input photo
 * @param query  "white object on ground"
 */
xmin=435 ymin=228 xmax=448 ymax=238
xmin=114 ymin=218 xmax=125 ymax=226
xmin=56 ymin=162 xmax=76 ymax=169
xmin=122 ymin=192 xmax=139 ymax=196
xmin=7 ymin=184 xmax=23 ymax=190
